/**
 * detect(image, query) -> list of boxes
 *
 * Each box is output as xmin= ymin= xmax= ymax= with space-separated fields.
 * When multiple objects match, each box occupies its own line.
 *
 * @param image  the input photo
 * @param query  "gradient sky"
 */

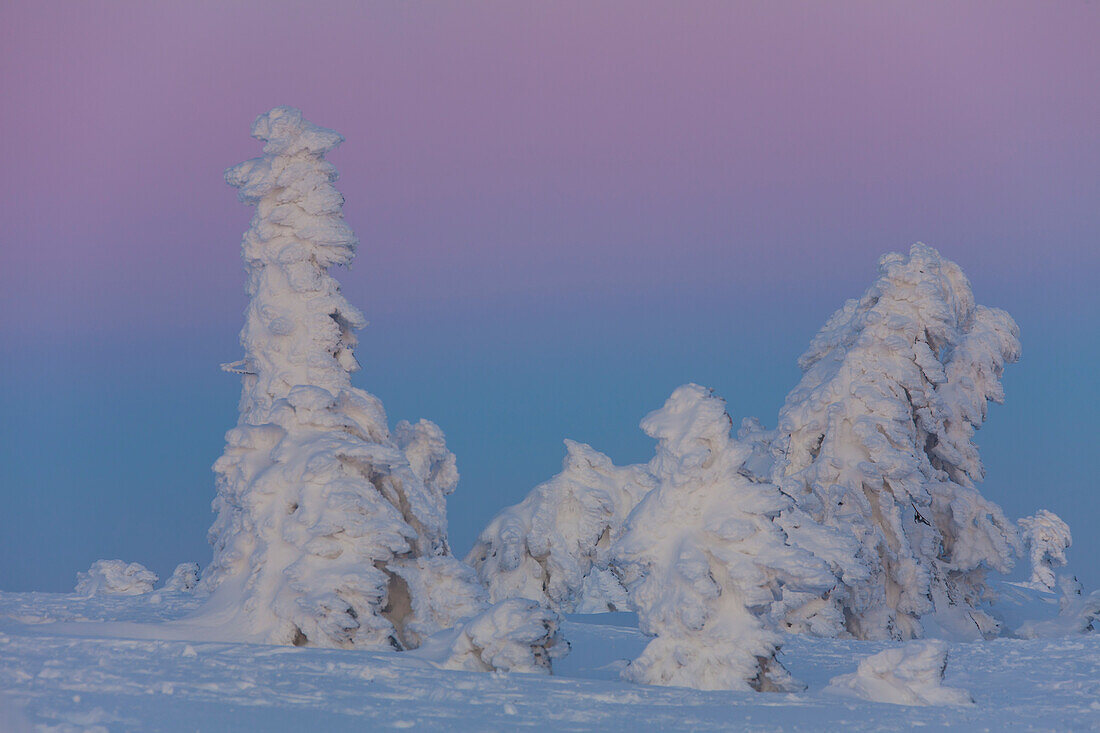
xmin=1 ymin=1 xmax=1098 ymax=593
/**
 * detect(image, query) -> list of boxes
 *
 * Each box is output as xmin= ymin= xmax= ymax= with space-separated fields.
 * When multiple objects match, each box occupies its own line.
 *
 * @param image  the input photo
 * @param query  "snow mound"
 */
xmin=414 ymin=599 xmax=570 ymax=674
xmin=75 ymin=561 xmax=158 ymax=597
xmin=824 ymin=641 xmax=972 ymax=706
xmin=162 ymin=563 xmax=201 ymax=593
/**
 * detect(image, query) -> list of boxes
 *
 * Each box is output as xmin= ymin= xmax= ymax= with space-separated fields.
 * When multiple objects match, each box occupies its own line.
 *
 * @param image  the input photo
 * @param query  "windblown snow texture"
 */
xmin=772 ymin=243 xmax=1021 ymax=640
xmin=4 ymin=591 xmax=1098 ymax=731
xmin=613 ymin=384 xmax=836 ymax=692
xmin=467 ymin=440 xmax=654 ymax=613
xmin=201 ymin=107 xmax=486 ymax=651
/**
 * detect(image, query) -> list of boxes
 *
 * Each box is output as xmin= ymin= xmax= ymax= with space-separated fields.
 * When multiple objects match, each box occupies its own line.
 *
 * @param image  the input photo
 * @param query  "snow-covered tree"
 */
xmin=163 ymin=563 xmax=201 ymax=593
xmin=467 ymin=440 xmax=655 ymax=613
xmin=200 ymin=107 xmax=487 ymax=651
xmin=1018 ymin=511 xmax=1071 ymax=592
xmin=772 ymin=243 xmax=1021 ymax=640
xmin=414 ymin=598 xmax=570 ymax=674
xmin=613 ymin=384 xmax=837 ymax=692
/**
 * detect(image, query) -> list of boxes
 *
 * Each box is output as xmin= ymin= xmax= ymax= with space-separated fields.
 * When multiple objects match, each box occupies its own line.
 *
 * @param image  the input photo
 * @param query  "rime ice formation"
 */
xmin=735 ymin=417 xmax=865 ymax=637
xmin=200 ymin=107 xmax=488 ymax=651
xmin=824 ymin=641 xmax=973 ymax=706
xmin=467 ymin=440 xmax=655 ymax=613
xmin=162 ymin=563 xmax=201 ymax=593
xmin=613 ymin=385 xmax=837 ymax=692
xmin=75 ymin=561 xmax=158 ymax=597
xmin=772 ymin=243 xmax=1021 ymax=640
xmin=1018 ymin=511 xmax=1071 ymax=592
xmin=415 ymin=598 xmax=569 ymax=674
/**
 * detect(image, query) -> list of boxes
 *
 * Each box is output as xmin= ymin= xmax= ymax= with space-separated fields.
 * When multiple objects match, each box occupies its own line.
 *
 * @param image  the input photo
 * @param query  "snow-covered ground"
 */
xmin=1 ymin=593 xmax=1097 ymax=731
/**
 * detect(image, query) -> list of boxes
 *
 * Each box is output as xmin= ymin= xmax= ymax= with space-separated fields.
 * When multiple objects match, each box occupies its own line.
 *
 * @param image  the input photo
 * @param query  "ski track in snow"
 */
xmin=0 ymin=593 xmax=1098 ymax=731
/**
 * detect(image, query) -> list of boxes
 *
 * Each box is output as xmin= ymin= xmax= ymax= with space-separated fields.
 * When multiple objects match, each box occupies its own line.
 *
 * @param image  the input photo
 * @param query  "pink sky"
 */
xmin=2 ymin=1 xmax=1097 ymax=335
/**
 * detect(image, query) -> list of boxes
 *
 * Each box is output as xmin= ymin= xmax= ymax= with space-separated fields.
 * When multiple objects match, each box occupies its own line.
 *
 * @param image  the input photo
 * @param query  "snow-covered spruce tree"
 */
xmin=1018 ymin=511 xmax=1071 ymax=592
xmin=772 ymin=243 xmax=1021 ymax=640
xmin=200 ymin=107 xmax=488 ymax=650
xmin=467 ymin=440 xmax=655 ymax=613
xmin=613 ymin=384 xmax=837 ymax=692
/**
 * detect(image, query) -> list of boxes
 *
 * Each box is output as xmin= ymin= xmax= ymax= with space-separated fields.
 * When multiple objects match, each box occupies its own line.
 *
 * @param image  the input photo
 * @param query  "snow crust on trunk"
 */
xmin=467 ymin=440 xmax=654 ymax=613
xmin=824 ymin=640 xmax=972 ymax=706
xmin=613 ymin=384 xmax=837 ymax=692
xmin=772 ymin=243 xmax=1021 ymax=640
xmin=75 ymin=561 xmax=158 ymax=597
xmin=200 ymin=107 xmax=486 ymax=651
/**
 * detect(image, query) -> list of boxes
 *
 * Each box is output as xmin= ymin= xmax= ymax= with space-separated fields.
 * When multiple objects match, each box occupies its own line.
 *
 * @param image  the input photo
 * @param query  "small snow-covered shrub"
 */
xmin=422 ymin=599 xmax=569 ymax=674
xmin=614 ymin=384 xmax=836 ymax=693
xmin=75 ymin=561 xmax=157 ymax=597
xmin=468 ymin=440 xmax=654 ymax=613
xmin=162 ymin=563 xmax=201 ymax=592
xmin=824 ymin=640 xmax=972 ymax=706
xmin=1018 ymin=511 xmax=1071 ymax=592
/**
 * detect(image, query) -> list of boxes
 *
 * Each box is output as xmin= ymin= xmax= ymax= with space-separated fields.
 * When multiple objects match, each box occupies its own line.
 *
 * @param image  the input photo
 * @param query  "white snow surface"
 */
xmin=823 ymin=640 xmax=972 ymax=706
xmin=1 ymin=592 xmax=1098 ymax=731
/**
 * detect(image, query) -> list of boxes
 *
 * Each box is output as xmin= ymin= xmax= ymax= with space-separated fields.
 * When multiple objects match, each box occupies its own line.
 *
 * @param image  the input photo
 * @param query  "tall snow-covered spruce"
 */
xmin=467 ymin=440 xmax=655 ymax=613
xmin=613 ymin=384 xmax=838 ymax=692
xmin=200 ymin=107 xmax=488 ymax=650
xmin=773 ymin=243 xmax=1021 ymax=640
